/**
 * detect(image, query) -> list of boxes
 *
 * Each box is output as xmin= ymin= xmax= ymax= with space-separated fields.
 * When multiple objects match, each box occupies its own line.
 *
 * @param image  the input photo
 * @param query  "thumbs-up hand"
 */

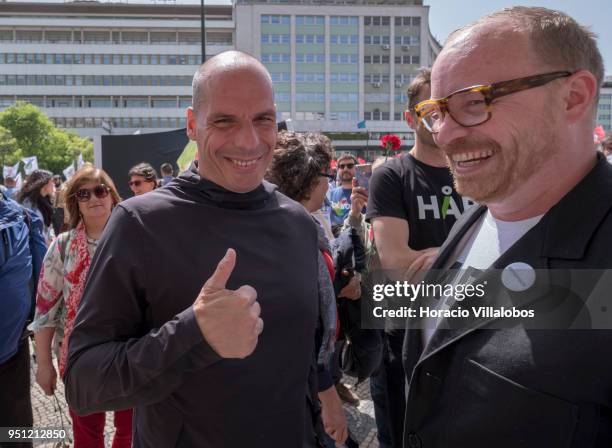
xmin=193 ymin=249 xmax=263 ymax=359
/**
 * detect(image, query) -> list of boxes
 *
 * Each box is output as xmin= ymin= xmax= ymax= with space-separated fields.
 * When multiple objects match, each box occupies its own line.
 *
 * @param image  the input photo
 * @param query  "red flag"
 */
xmin=357 ymin=157 xmax=366 ymax=164
xmin=330 ymin=159 xmax=338 ymax=169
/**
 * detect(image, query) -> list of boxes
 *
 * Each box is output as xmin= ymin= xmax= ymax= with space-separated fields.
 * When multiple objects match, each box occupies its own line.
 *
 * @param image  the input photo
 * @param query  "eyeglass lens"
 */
xmin=338 ymin=163 xmax=355 ymax=169
xmin=423 ymin=90 xmax=489 ymax=133
xmin=76 ymin=185 xmax=109 ymax=202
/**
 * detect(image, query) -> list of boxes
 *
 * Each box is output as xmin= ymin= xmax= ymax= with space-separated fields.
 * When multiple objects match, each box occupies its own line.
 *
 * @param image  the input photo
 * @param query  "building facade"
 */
xmin=235 ymin=0 xmax=438 ymax=153
xmin=0 ymin=0 xmax=233 ymax=138
xmin=0 ymin=0 xmax=440 ymax=153
xmin=598 ymin=76 xmax=612 ymax=132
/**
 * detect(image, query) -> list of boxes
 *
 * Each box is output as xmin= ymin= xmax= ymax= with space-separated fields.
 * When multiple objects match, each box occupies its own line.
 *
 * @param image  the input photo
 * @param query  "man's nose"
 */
xmin=234 ymin=123 xmax=260 ymax=150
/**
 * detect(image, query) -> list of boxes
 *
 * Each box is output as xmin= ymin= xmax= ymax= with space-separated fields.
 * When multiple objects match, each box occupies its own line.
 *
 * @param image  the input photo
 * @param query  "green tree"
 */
xmin=0 ymin=102 xmax=93 ymax=175
xmin=0 ymin=126 xmax=21 ymax=182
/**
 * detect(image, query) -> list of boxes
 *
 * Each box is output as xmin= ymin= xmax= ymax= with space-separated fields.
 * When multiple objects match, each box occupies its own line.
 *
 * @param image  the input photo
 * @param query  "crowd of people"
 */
xmin=1 ymin=5 xmax=612 ymax=448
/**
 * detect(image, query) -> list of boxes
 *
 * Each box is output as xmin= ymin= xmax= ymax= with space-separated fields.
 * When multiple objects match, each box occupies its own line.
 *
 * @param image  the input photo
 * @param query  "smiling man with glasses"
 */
xmin=400 ymin=7 xmax=612 ymax=448
xmin=328 ymin=153 xmax=358 ymax=234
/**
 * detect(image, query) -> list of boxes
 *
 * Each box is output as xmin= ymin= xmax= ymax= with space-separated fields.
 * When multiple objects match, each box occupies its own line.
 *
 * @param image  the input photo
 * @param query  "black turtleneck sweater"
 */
xmin=64 ymin=167 xmax=319 ymax=447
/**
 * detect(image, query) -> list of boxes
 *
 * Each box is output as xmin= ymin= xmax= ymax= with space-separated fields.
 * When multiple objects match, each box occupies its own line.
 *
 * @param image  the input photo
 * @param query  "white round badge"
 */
xmin=501 ymin=262 xmax=536 ymax=292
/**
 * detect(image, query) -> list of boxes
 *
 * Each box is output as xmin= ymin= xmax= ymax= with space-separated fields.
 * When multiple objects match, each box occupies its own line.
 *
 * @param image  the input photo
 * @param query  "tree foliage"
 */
xmin=0 ymin=102 xmax=93 ymax=175
xmin=0 ymin=125 xmax=19 ymax=166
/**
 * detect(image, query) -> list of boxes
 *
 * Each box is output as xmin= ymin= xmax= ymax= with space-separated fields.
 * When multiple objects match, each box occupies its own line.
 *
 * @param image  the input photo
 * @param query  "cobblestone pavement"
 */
xmin=30 ymin=344 xmax=379 ymax=447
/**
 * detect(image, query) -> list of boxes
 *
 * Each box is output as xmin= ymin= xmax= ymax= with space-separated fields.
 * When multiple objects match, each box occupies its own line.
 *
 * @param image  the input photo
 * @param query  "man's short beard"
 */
xmin=443 ymin=132 xmax=550 ymax=204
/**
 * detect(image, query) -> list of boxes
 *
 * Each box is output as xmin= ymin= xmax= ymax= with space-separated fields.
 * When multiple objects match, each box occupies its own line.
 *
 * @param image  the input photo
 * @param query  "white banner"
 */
xmin=3 ymin=161 xmax=20 ymax=178
xmin=77 ymin=153 xmax=85 ymax=170
xmin=22 ymin=156 xmax=38 ymax=175
xmin=14 ymin=172 xmax=22 ymax=189
xmin=63 ymin=162 xmax=75 ymax=181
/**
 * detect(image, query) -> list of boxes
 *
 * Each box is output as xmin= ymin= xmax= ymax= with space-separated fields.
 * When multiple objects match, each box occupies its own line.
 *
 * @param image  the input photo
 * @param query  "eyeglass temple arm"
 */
xmin=488 ymin=71 xmax=573 ymax=102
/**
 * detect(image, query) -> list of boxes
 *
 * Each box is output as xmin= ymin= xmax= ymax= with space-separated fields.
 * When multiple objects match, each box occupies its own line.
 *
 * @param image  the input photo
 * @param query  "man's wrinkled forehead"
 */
xmin=192 ymin=54 xmax=274 ymax=112
xmin=431 ymin=22 xmax=535 ymax=97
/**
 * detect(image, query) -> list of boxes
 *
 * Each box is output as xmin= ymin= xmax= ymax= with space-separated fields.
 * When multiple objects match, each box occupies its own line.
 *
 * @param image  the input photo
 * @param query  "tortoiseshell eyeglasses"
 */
xmin=408 ymin=71 xmax=573 ymax=134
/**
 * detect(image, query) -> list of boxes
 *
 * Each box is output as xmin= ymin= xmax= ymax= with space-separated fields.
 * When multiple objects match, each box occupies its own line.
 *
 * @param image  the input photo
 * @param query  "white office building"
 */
xmin=0 ymin=0 xmax=233 ymax=138
xmin=0 ymin=0 xmax=441 ymax=151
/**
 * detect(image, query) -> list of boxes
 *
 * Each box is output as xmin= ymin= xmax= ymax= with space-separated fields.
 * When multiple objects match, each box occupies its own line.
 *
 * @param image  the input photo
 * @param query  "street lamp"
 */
xmin=200 ymin=0 xmax=206 ymax=63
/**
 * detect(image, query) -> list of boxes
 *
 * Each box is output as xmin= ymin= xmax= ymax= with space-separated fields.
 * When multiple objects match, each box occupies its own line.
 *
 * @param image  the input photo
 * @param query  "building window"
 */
xmin=330 ymin=93 xmax=358 ymax=103
xmin=329 ymin=112 xmax=359 ymax=121
xmin=296 ymin=34 xmax=324 ymax=44
xmin=46 ymin=31 xmax=71 ymax=43
xmin=295 ymin=93 xmax=325 ymax=102
xmin=0 ymin=30 xmax=13 ymax=42
xmin=395 ymin=93 xmax=408 ymax=103
xmin=124 ymin=98 xmax=148 ymax=107
xmin=271 ymin=72 xmax=291 ymax=82
xmin=122 ymin=31 xmax=148 ymax=43
xmin=365 ymin=94 xmax=390 ymax=103
xmin=262 ymin=53 xmax=291 ymax=63
xmin=296 ymin=16 xmax=325 ymax=25
xmin=86 ymin=98 xmax=111 ymax=108
xmin=274 ymin=92 xmax=291 ymax=102
xmin=178 ymin=32 xmax=200 ymax=44
xmin=296 ymin=72 xmax=324 ymax=82
xmin=150 ymin=32 xmax=176 ymax=44
xmin=84 ymin=31 xmax=110 ymax=43
xmin=261 ymin=15 xmax=290 ymax=25
xmin=330 ymin=73 xmax=358 ymax=83
xmin=16 ymin=30 xmax=42 ymax=42
xmin=296 ymin=53 xmax=325 ymax=64
xmin=152 ymin=98 xmax=176 ymax=108
xmin=330 ymin=35 xmax=358 ymax=45
xmin=330 ymin=16 xmax=359 ymax=26
xmin=330 ymin=54 xmax=357 ymax=64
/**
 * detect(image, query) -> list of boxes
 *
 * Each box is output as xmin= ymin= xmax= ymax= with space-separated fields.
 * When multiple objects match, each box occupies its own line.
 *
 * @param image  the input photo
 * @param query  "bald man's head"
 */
xmin=191 ymin=51 xmax=274 ymax=114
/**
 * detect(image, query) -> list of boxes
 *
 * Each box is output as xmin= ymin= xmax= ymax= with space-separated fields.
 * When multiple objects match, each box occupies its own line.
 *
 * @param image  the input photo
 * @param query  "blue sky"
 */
xmin=424 ymin=0 xmax=611 ymax=75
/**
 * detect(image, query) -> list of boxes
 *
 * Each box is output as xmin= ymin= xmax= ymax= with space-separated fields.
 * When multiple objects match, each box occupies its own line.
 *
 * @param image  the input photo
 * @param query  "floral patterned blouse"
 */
xmin=28 ymin=222 xmax=98 ymax=377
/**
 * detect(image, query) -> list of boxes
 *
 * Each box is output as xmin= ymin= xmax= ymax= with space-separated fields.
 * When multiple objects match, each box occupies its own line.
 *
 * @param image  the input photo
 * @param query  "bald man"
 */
xmin=64 ymin=51 xmax=320 ymax=447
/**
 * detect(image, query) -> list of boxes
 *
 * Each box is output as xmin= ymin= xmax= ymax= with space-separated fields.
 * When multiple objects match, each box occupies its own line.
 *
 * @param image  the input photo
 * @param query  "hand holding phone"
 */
xmin=354 ymin=163 xmax=372 ymax=191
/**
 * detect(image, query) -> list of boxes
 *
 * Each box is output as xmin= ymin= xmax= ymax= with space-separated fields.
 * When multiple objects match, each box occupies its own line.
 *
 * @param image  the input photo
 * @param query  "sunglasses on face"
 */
xmin=128 ymin=179 xmax=152 ymax=187
xmin=74 ymin=185 xmax=110 ymax=202
xmin=338 ymin=163 xmax=355 ymax=170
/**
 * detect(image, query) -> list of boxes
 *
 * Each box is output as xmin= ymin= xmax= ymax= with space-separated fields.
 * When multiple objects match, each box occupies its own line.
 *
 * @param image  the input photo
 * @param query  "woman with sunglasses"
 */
xmin=28 ymin=164 xmax=132 ymax=448
xmin=128 ymin=162 xmax=158 ymax=196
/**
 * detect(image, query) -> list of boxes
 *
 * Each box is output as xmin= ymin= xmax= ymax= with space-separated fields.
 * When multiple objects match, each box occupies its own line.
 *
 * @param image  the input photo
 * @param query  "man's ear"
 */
xmin=562 ymin=70 xmax=598 ymax=124
xmin=186 ymin=107 xmax=197 ymax=140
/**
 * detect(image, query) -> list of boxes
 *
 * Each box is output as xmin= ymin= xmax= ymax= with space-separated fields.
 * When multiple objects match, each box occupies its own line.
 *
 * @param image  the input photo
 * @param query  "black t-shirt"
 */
xmin=366 ymin=153 xmax=473 ymax=251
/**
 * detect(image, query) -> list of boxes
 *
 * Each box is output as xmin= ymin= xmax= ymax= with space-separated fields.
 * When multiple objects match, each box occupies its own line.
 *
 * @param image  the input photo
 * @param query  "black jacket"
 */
xmin=403 ymin=154 xmax=612 ymax=448
xmin=65 ymin=169 xmax=319 ymax=447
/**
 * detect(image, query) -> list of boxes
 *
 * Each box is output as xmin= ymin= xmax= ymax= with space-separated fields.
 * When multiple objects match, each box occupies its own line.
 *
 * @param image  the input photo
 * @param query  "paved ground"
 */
xmin=30 ymin=342 xmax=379 ymax=447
